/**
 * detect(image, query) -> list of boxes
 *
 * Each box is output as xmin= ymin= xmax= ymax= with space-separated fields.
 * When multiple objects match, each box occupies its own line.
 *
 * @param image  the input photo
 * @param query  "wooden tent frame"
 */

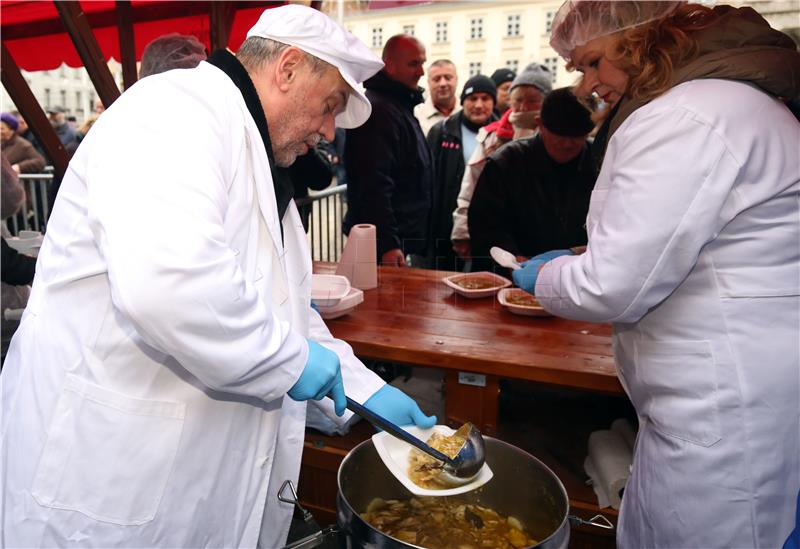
xmin=0 ymin=0 xmax=292 ymax=179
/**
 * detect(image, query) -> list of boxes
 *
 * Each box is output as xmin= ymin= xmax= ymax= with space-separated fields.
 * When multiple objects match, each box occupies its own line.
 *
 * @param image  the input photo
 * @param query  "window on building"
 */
xmin=544 ymin=57 xmax=559 ymax=82
xmin=44 ymin=88 xmax=51 ymax=108
xmin=435 ymin=21 xmax=448 ymax=43
xmin=507 ymin=14 xmax=521 ymax=37
xmin=402 ymin=24 xmax=415 ymax=36
xmin=60 ymin=89 xmax=67 ymax=108
xmin=506 ymin=60 xmax=519 ymax=72
xmin=468 ymin=62 xmax=482 ymax=77
xmin=371 ymin=26 xmax=383 ymax=48
xmin=546 ymin=11 xmax=556 ymax=33
xmin=470 ymin=18 xmax=484 ymax=40
xmin=76 ymin=90 xmax=82 ymax=111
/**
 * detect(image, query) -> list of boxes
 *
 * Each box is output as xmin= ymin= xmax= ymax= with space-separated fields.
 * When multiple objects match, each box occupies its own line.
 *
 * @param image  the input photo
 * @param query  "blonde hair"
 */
xmin=607 ymin=4 xmax=717 ymax=101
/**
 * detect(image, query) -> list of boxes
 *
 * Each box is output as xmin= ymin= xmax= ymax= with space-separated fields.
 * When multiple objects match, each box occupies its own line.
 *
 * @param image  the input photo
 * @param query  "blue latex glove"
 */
xmin=363 ymin=385 xmax=437 ymax=429
xmin=288 ymin=340 xmax=346 ymax=416
xmin=512 ymin=249 xmax=573 ymax=294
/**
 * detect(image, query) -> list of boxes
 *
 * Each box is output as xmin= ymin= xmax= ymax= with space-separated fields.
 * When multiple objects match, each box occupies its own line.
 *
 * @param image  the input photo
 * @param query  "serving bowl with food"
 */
xmin=442 ymin=272 xmax=512 ymax=299
xmin=497 ymin=288 xmax=552 ymax=317
xmin=371 ymin=424 xmax=493 ymax=497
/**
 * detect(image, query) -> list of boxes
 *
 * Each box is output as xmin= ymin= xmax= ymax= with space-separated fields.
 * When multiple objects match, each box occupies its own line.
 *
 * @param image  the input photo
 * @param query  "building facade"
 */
xmin=336 ymin=0 xmax=800 ymax=95
xmin=0 ymin=61 xmax=123 ymax=124
xmin=1 ymin=1 xmax=798 ymax=122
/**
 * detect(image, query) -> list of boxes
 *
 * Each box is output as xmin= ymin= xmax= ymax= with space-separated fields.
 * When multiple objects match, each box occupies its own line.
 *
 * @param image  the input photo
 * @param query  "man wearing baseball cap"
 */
xmin=0 ymin=5 xmax=436 ymax=547
xmin=47 ymin=104 xmax=77 ymax=146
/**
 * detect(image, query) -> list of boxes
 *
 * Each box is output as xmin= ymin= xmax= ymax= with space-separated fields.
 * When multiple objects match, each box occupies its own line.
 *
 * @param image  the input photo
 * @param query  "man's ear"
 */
xmin=275 ymin=46 xmax=306 ymax=92
xmin=534 ymin=114 xmax=542 ymax=127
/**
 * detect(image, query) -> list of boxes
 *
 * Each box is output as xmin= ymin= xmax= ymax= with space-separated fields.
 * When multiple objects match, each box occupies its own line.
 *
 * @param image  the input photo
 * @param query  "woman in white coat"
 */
xmin=0 ymin=6 xmax=436 ymax=548
xmin=513 ymin=2 xmax=800 ymax=547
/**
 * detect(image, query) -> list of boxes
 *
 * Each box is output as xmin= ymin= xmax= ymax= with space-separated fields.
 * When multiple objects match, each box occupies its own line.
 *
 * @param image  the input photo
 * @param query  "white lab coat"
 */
xmin=536 ymin=79 xmax=800 ymax=548
xmin=0 ymin=62 xmax=385 ymax=548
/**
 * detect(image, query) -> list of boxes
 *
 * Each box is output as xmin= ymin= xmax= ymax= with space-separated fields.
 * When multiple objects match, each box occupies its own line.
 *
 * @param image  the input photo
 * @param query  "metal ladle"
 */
xmin=342 ymin=396 xmax=486 ymax=485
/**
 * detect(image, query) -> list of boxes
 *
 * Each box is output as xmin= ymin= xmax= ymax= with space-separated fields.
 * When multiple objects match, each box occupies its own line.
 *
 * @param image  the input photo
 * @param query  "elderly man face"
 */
xmin=264 ymin=50 xmax=351 ymax=167
xmin=462 ymin=92 xmax=494 ymax=126
xmin=384 ymin=36 xmax=426 ymax=90
xmin=510 ymin=85 xmax=544 ymax=114
xmin=427 ymin=63 xmax=457 ymax=109
xmin=49 ymin=111 xmax=65 ymax=127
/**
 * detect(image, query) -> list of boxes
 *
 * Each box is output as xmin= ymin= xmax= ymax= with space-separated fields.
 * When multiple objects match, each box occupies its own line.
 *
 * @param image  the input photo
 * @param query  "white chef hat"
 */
xmin=550 ymin=0 xmax=684 ymax=62
xmin=247 ymin=4 xmax=384 ymax=129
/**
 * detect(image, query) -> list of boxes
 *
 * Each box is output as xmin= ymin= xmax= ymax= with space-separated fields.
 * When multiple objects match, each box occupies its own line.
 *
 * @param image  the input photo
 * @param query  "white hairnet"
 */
xmin=140 ymin=33 xmax=207 ymax=78
xmin=550 ymin=1 xmax=684 ymax=61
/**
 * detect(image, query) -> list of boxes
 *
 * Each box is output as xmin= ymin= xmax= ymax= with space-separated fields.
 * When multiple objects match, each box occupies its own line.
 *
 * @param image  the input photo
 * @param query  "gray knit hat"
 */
xmin=509 ymin=62 xmax=553 ymax=95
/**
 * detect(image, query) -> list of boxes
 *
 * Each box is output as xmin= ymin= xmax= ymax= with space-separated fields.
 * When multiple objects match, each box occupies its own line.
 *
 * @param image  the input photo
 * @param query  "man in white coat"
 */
xmin=0 ymin=5 xmax=437 ymax=548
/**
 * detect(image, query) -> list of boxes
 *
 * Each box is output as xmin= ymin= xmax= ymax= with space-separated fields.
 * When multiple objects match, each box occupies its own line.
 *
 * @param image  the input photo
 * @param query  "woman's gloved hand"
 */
xmin=512 ymin=249 xmax=573 ymax=294
xmin=288 ymin=340 xmax=346 ymax=416
xmin=363 ymin=385 xmax=437 ymax=429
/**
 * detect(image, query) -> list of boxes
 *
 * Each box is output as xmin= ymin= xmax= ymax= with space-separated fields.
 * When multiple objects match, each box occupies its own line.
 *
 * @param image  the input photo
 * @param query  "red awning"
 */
xmin=1 ymin=0 xmax=283 ymax=72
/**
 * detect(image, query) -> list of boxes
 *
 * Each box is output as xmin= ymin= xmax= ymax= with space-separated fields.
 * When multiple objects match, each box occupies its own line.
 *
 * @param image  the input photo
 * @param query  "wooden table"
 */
xmin=315 ymin=263 xmax=622 ymax=435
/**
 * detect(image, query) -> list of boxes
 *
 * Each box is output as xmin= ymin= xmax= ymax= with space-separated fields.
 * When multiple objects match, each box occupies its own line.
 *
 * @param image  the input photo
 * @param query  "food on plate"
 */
xmin=361 ymin=496 xmax=538 ymax=549
xmin=407 ymin=427 xmax=469 ymax=489
xmin=506 ymin=292 xmax=539 ymax=307
xmin=453 ymin=276 xmax=502 ymax=290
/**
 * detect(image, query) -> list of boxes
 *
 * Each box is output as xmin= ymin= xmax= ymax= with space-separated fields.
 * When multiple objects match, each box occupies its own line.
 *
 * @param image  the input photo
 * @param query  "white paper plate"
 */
xmin=442 ymin=271 xmax=511 ymax=299
xmin=372 ymin=424 xmax=493 ymax=497
xmin=497 ymin=288 xmax=552 ymax=317
xmin=317 ymin=287 xmax=364 ymax=319
xmin=311 ymin=274 xmax=351 ymax=307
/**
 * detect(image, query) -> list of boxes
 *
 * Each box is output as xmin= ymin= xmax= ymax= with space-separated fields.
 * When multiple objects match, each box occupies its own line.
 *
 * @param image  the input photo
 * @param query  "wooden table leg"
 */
xmin=444 ymin=371 xmax=500 ymax=436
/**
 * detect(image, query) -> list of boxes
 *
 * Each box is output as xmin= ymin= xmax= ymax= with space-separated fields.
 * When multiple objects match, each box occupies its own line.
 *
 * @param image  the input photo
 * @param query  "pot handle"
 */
xmin=568 ymin=514 xmax=614 ymax=530
xmin=282 ymin=525 xmax=340 ymax=549
xmin=277 ymin=479 xmax=314 ymax=523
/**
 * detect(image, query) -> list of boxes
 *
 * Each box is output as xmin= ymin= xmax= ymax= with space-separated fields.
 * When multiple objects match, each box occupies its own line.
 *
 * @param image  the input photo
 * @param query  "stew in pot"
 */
xmin=361 ymin=496 xmax=538 ymax=549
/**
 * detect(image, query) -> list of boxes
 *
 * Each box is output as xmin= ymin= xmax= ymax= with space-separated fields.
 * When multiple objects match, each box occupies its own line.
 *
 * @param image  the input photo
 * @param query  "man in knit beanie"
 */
xmin=451 ymin=62 xmax=553 ymax=260
xmin=490 ymin=67 xmax=516 ymax=115
xmin=427 ymin=74 xmax=497 ymax=270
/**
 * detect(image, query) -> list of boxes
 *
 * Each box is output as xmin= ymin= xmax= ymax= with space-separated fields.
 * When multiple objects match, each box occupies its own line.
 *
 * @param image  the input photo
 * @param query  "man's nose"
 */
xmin=320 ymin=114 xmax=336 ymax=142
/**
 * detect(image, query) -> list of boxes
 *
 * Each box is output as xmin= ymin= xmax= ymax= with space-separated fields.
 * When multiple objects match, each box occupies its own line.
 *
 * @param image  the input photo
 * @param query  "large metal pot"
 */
xmin=336 ymin=436 xmax=612 ymax=549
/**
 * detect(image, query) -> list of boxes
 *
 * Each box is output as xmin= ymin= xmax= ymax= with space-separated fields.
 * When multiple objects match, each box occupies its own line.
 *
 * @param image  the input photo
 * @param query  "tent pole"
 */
xmin=116 ymin=0 xmax=138 ymax=91
xmin=0 ymin=43 xmax=69 ymax=179
xmin=53 ymin=0 xmax=121 ymax=110
xmin=209 ymin=2 xmax=236 ymax=52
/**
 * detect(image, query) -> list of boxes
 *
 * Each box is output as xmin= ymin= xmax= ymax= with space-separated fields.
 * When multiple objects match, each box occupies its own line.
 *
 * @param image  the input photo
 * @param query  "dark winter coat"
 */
xmin=468 ymin=135 xmax=597 ymax=271
xmin=343 ymin=70 xmax=433 ymax=257
xmin=426 ymin=112 xmax=468 ymax=269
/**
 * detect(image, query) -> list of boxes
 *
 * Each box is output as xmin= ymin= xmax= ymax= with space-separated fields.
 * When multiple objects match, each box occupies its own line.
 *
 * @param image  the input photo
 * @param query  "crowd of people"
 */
xmin=340 ymin=33 xmax=610 ymax=274
xmin=1 ymin=1 xmax=799 ymax=548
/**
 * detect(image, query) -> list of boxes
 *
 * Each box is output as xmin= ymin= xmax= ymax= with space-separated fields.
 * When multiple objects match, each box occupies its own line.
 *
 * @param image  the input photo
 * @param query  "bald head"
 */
xmin=382 ymin=34 xmax=426 ymax=90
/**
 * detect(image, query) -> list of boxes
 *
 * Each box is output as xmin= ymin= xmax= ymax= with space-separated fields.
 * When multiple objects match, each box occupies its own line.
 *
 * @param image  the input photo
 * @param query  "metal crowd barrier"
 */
xmin=295 ymin=184 xmax=347 ymax=262
xmin=5 ymin=173 xmax=348 ymax=261
xmin=7 ymin=172 xmax=54 ymax=235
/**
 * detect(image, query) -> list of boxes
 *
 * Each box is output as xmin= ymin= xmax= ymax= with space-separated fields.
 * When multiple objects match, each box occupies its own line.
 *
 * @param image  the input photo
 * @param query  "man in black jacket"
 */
xmin=468 ymin=88 xmax=597 ymax=273
xmin=343 ymin=34 xmax=433 ymax=267
xmin=427 ymin=75 xmax=496 ymax=270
